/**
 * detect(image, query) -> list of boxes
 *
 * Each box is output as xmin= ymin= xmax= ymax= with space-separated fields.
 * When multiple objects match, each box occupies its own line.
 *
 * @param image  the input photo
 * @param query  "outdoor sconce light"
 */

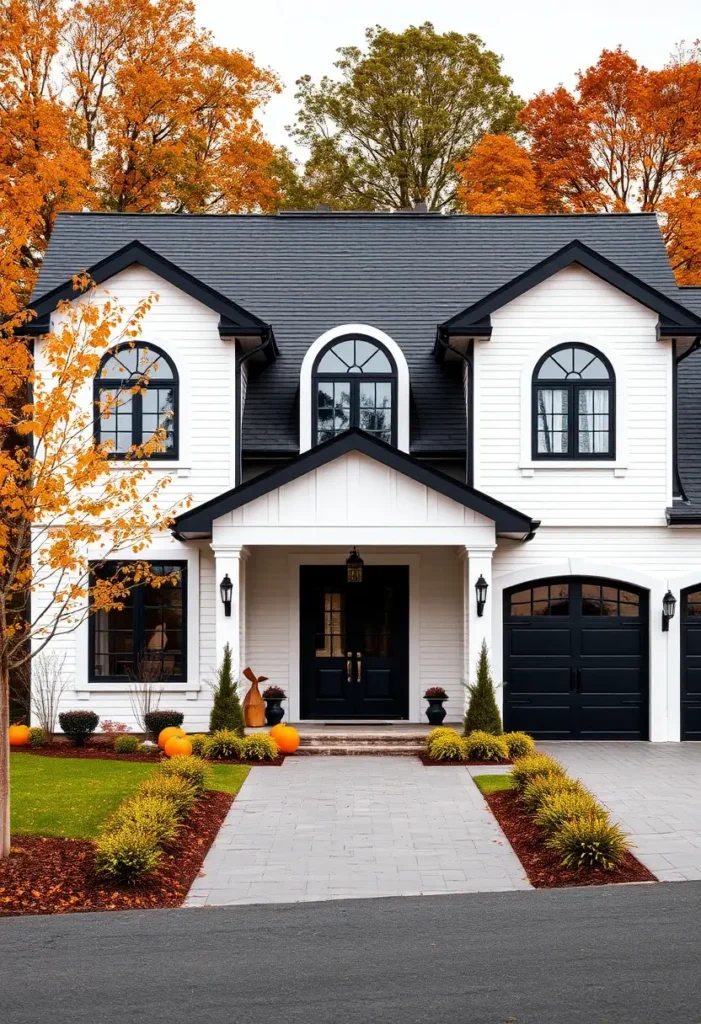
xmin=220 ymin=574 xmax=233 ymax=617
xmin=346 ymin=547 xmax=364 ymax=584
xmin=475 ymin=574 xmax=488 ymax=618
xmin=662 ymin=590 xmax=677 ymax=632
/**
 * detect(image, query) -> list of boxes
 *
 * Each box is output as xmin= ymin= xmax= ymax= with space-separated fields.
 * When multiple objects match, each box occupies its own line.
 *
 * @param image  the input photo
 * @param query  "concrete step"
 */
xmin=298 ymin=733 xmax=425 ymax=748
xmin=295 ymin=744 xmax=422 ymax=757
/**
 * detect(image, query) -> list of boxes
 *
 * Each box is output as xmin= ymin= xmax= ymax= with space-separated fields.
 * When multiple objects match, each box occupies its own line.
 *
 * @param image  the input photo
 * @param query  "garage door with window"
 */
xmin=681 ymin=587 xmax=701 ymax=740
xmin=504 ymin=577 xmax=649 ymax=740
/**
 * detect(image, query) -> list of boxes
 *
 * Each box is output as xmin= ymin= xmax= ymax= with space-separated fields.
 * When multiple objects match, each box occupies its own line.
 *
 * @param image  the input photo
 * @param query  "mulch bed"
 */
xmin=13 ymin=746 xmax=285 ymax=767
xmin=484 ymin=788 xmax=656 ymax=888
xmin=418 ymin=753 xmax=511 ymax=767
xmin=0 ymin=790 xmax=233 ymax=917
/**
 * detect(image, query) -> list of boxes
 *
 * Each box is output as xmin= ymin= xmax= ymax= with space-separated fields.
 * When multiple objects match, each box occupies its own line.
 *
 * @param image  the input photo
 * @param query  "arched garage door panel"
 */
xmin=681 ymin=588 xmax=701 ymax=740
xmin=504 ymin=578 xmax=649 ymax=740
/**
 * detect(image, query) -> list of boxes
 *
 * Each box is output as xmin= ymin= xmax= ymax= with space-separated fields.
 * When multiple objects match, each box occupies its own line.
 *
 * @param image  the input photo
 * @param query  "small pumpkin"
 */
xmin=158 ymin=726 xmax=186 ymax=750
xmin=272 ymin=725 xmax=300 ymax=754
xmin=9 ymin=724 xmax=31 ymax=747
xmin=164 ymin=735 xmax=193 ymax=758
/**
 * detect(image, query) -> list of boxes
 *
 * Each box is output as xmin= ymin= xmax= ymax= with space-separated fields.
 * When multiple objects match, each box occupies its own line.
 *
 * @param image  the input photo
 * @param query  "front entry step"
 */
xmin=296 ymin=729 xmax=431 ymax=757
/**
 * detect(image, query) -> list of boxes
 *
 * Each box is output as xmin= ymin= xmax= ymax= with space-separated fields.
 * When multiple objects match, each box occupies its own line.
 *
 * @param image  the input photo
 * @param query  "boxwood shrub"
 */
xmin=534 ymin=791 xmax=607 ymax=835
xmin=138 ymin=773 xmax=197 ymax=817
xmin=143 ymin=710 xmax=184 ymax=742
xmin=158 ymin=755 xmax=212 ymax=794
xmin=463 ymin=730 xmax=509 ymax=762
xmin=426 ymin=732 xmax=465 ymax=762
xmin=107 ymin=796 xmax=181 ymax=847
xmin=114 ymin=734 xmax=140 ymax=754
xmin=189 ymin=733 xmax=209 ymax=756
xmin=503 ymin=732 xmax=536 ymax=759
xmin=58 ymin=710 xmax=99 ymax=747
xmin=242 ymin=733 xmax=278 ymax=761
xmin=521 ymin=773 xmax=585 ymax=810
xmin=510 ymin=754 xmax=564 ymax=790
xmin=95 ymin=826 xmax=161 ymax=881
xmin=204 ymin=730 xmax=244 ymax=760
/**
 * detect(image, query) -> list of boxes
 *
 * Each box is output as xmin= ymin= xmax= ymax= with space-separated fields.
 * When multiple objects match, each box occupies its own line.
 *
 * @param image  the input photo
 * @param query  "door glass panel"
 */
xmin=686 ymin=590 xmax=701 ymax=615
xmin=582 ymin=583 xmax=640 ymax=617
xmin=315 ymin=592 xmax=345 ymax=657
xmin=509 ymin=583 xmax=569 ymax=617
xmin=363 ymin=585 xmax=393 ymax=656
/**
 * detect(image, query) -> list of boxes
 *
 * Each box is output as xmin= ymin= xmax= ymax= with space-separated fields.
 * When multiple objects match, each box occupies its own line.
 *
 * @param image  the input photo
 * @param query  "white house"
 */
xmin=26 ymin=209 xmax=701 ymax=742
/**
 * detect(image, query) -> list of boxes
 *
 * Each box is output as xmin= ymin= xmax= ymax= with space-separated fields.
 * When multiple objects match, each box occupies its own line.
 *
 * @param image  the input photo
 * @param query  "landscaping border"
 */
xmin=13 ymin=747 xmax=285 ymax=766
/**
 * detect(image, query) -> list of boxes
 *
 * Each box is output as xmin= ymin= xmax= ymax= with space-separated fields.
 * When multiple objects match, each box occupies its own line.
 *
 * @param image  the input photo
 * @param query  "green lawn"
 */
xmin=10 ymin=754 xmax=249 ymax=840
xmin=472 ymin=772 xmax=515 ymax=795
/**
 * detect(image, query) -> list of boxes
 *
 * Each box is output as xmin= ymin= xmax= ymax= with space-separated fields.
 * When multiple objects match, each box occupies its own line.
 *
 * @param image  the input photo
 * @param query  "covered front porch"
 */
xmin=173 ymin=430 xmax=538 ymax=724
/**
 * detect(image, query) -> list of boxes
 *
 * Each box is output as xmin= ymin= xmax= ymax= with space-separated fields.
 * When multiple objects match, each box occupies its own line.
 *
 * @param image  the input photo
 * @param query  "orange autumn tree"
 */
xmin=0 ymin=0 xmax=280 ymax=310
xmin=455 ymin=46 xmax=701 ymax=282
xmin=0 ymin=282 xmax=187 ymax=859
xmin=455 ymin=135 xmax=544 ymax=214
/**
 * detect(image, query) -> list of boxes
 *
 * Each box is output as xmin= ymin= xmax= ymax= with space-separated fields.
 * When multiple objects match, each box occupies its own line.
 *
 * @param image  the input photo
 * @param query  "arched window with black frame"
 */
xmin=532 ymin=343 xmax=615 ymax=460
xmin=95 ymin=342 xmax=179 ymax=459
xmin=313 ymin=335 xmax=396 ymax=445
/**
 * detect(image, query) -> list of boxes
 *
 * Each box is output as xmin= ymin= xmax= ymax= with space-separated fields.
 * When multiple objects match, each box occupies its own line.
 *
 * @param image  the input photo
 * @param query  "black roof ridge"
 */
xmin=51 ymin=210 xmax=661 ymax=221
xmin=173 ymin=428 xmax=538 ymax=538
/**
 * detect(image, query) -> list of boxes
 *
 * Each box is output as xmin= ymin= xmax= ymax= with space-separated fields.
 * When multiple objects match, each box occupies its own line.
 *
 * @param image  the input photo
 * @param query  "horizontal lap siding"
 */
xmin=477 ymin=266 xmax=670 ymax=526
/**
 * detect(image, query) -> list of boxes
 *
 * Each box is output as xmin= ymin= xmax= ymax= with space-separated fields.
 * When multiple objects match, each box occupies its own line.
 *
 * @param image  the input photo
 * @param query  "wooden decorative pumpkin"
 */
xmin=158 ymin=726 xmax=186 ymax=750
xmin=9 ymin=724 xmax=31 ymax=747
xmin=164 ymin=735 xmax=192 ymax=758
xmin=272 ymin=725 xmax=300 ymax=754
xmin=242 ymin=667 xmax=268 ymax=728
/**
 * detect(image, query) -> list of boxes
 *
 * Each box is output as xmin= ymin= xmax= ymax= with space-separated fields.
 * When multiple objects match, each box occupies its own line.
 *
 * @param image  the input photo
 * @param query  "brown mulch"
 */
xmin=418 ymin=753 xmax=511 ymax=767
xmin=13 ymin=746 xmax=284 ymax=767
xmin=484 ymin=788 xmax=656 ymax=888
xmin=0 ymin=790 xmax=233 ymax=917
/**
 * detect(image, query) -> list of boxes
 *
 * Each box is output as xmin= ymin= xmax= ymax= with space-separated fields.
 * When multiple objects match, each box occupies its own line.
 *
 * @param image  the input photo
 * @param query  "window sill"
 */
xmin=519 ymin=461 xmax=627 ymax=478
xmin=75 ymin=682 xmax=201 ymax=701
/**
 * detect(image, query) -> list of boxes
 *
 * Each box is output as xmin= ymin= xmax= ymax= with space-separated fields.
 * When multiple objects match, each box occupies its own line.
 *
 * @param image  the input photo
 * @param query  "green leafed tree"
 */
xmin=464 ymin=641 xmax=503 ymax=736
xmin=286 ymin=22 xmax=523 ymax=211
xmin=209 ymin=643 xmax=245 ymax=736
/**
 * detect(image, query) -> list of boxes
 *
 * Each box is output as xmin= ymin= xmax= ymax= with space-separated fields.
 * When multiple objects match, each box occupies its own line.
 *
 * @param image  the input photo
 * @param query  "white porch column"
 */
xmin=211 ymin=545 xmax=248 ymax=678
xmin=462 ymin=544 xmax=496 ymax=707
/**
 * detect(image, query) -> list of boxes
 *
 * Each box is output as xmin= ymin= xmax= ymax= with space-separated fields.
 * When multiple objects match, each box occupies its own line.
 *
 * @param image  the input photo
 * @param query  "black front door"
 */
xmin=681 ymin=587 xmax=701 ymax=740
xmin=300 ymin=565 xmax=409 ymax=719
xmin=504 ymin=577 xmax=648 ymax=740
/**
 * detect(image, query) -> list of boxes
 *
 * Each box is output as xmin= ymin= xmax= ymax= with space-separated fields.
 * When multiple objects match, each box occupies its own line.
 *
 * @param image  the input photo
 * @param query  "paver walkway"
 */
xmin=187 ymin=756 xmax=530 ymax=906
xmin=541 ymin=742 xmax=701 ymax=882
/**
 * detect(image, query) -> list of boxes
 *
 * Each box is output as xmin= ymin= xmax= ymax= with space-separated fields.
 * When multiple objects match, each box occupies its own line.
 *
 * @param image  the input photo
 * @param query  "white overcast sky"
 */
xmin=195 ymin=0 xmax=700 ymax=159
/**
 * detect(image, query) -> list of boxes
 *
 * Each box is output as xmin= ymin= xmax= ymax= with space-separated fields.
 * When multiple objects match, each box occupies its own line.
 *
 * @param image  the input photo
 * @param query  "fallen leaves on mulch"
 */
xmin=484 ymin=789 xmax=656 ymax=888
xmin=418 ymin=753 xmax=511 ymax=767
xmin=0 ymin=791 xmax=233 ymax=917
xmin=13 ymin=747 xmax=284 ymax=766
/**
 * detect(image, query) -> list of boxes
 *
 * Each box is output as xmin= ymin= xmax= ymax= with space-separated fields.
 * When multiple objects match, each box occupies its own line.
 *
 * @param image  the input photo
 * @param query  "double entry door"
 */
xmin=300 ymin=565 xmax=409 ymax=719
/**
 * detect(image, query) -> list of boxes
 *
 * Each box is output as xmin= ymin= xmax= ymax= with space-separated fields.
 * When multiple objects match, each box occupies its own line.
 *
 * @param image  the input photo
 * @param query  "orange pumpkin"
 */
xmin=269 ymin=723 xmax=288 ymax=744
xmin=272 ymin=725 xmax=300 ymax=754
xmin=158 ymin=726 xmax=186 ymax=750
xmin=164 ymin=735 xmax=192 ymax=758
xmin=9 ymin=724 xmax=31 ymax=747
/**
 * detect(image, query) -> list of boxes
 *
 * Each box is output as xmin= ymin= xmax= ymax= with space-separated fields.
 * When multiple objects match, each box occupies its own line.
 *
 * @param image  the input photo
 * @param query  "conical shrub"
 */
xmin=464 ymin=641 xmax=503 ymax=736
xmin=209 ymin=644 xmax=245 ymax=737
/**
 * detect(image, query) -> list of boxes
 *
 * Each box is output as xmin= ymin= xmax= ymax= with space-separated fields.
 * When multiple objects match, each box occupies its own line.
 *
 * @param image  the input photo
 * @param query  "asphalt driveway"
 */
xmin=541 ymin=742 xmax=701 ymax=882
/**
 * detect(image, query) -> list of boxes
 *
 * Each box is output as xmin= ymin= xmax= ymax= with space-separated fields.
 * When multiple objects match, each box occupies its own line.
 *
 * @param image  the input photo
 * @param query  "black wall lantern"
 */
xmin=220 ymin=573 xmax=233 ymax=617
xmin=346 ymin=547 xmax=364 ymax=584
xmin=662 ymin=590 xmax=677 ymax=632
xmin=475 ymin=574 xmax=488 ymax=617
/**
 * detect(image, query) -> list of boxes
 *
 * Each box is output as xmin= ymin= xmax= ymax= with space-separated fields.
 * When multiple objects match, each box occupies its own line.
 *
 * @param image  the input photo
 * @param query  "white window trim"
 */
xmin=519 ymin=334 xmax=628 ymax=474
xmin=299 ymin=323 xmax=410 ymax=453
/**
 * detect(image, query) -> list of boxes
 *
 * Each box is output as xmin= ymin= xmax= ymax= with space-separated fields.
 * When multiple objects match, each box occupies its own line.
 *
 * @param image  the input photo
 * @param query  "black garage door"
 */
xmin=504 ymin=577 xmax=649 ymax=740
xmin=681 ymin=587 xmax=701 ymax=740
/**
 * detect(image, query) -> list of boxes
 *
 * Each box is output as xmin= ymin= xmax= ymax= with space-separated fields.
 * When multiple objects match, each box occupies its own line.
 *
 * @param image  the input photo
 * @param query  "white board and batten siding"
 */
xmin=475 ymin=265 xmax=672 ymax=526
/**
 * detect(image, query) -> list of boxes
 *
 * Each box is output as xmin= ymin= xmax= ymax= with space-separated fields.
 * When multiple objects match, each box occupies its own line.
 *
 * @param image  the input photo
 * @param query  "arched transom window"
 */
xmin=313 ymin=335 xmax=396 ymax=445
xmin=95 ymin=342 xmax=179 ymax=459
xmin=533 ymin=344 xmax=615 ymax=459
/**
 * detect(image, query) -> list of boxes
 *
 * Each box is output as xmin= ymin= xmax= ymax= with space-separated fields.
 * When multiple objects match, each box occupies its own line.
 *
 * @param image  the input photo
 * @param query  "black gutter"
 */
xmin=434 ymin=328 xmax=474 ymax=486
xmin=673 ymin=334 xmax=701 ymax=503
xmin=235 ymin=327 xmax=275 ymax=486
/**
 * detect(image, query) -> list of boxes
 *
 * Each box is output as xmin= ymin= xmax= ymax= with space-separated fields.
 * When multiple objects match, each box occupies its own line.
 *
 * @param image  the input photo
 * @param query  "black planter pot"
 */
xmin=264 ymin=697 xmax=285 ymax=726
xmin=425 ymin=697 xmax=447 ymax=725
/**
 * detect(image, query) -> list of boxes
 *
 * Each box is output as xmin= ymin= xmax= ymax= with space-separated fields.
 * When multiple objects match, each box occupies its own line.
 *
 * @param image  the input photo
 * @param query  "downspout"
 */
xmin=435 ymin=328 xmax=474 ymax=487
xmin=235 ymin=327 xmax=274 ymax=487
xmin=673 ymin=335 xmax=701 ymax=503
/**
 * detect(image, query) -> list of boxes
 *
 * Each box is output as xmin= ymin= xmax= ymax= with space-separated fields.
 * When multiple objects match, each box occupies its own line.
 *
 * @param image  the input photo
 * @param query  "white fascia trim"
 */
xmin=518 ymin=333 xmax=629 ymax=470
xmin=299 ymin=323 xmax=410 ymax=453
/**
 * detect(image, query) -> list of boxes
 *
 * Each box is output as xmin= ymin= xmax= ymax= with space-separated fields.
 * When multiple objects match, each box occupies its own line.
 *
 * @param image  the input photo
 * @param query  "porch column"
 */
xmin=462 ymin=544 xmax=496 ymax=702
xmin=211 ymin=544 xmax=248 ymax=678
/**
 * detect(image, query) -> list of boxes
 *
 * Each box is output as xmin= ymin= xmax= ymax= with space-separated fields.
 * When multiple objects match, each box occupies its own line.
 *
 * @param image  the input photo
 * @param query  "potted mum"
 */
xmin=424 ymin=686 xmax=448 ymax=725
xmin=262 ymin=685 xmax=287 ymax=726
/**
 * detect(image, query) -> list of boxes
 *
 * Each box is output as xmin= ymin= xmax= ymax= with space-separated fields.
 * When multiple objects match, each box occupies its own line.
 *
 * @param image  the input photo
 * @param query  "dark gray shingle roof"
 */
xmin=35 ymin=211 xmax=683 ymax=455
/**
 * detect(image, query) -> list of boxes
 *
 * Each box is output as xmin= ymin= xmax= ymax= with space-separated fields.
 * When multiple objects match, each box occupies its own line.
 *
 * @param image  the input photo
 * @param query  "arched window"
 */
xmin=313 ymin=335 xmax=397 ymax=445
xmin=532 ymin=344 xmax=615 ymax=460
xmin=95 ymin=342 xmax=179 ymax=459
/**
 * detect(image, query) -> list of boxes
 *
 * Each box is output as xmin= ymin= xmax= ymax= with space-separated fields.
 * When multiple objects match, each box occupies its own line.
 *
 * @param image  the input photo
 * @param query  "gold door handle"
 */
xmin=356 ymin=651 xmax=362 ymax=680
xmin=346 ymin=652 xmax=353 ymax=683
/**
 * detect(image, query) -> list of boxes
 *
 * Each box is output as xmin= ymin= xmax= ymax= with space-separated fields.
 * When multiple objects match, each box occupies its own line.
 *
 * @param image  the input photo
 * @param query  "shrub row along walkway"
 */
xmin=540 ymin=742 xmax=701 ymax=883
xmin=186 ymin=756 xmax=530 ymax=905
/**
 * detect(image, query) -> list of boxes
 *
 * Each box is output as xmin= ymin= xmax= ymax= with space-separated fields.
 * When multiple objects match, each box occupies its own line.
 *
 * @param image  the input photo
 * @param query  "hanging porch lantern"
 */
xmin=475 ymin=574 xmax=488 ymax=618
xmin=662 ymin=590 xmax=677 ymax=632
xmin=220 ymin=573 xmax=233 ymax=617
xmin=346 ymin=547 xmax=364 ymax=584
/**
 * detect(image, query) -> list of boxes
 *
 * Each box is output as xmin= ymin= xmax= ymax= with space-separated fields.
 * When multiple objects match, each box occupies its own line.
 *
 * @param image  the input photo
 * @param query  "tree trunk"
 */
xmin=0 ymin=659 xmax=10 ymax=859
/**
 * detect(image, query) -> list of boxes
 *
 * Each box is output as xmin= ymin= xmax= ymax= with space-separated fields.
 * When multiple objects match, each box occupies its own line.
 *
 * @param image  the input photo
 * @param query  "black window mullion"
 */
xmin=567 ymin=383 xmax=575 ymax=458
xmin=133 ymin=579 xmax=145 ymax=677
xmin=351 ymin=381 xmax=360 ymax=430
xmin=133 ymin=390 xmax=143 ymax=447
